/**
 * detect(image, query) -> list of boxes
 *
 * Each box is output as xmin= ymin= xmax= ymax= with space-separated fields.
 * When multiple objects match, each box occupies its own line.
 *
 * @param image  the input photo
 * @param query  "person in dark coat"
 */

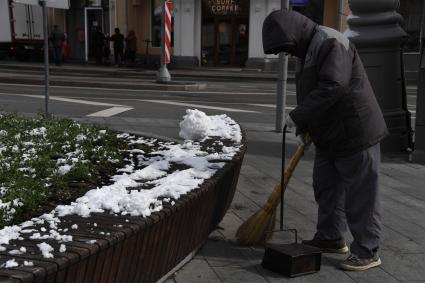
xmin=94 ymin=27 xmax=107 ymax=64
xmin=109 ymin=28 xmax=125 ymax=66
xmin=125 ymin=30 xmax=137 ymax=65
xmin=262 ymin=10 xmax=388 ymax=271
xmin=49 ymin=25 xmax=65 ymax=66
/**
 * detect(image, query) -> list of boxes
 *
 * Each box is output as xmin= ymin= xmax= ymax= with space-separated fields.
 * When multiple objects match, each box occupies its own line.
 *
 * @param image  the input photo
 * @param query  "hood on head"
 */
xmin=262 ymin=10 xmax=317 ymax=59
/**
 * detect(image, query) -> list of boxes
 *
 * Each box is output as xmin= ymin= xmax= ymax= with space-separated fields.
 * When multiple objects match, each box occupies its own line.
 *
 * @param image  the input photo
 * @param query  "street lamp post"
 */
xmin=347 ymin=0 xmax=412 ymax=152
xmin=275 ymin=0 xmax=290 ymax=133
xmin=40 ymin=0 xmax=50 ymax=117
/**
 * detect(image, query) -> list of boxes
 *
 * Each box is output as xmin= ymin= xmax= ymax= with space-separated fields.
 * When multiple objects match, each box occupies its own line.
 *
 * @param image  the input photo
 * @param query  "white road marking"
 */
xmin=0 ymin=92 xmax=133 ymax=117
xmin=5 ymin=93 xmax=122 ymax=107
xmin=240 ymin=85 xmax=258 ymax=88
xmin=248 ymin=104 xmax=296 ymax=110
xmin=140 ymin=99 xmax=260 ymax=113
xmin=87 ymin=106 xmax=133 ymax=117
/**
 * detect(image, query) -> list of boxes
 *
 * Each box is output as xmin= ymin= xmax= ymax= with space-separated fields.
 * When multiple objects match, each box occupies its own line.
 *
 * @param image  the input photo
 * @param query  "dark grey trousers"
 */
xmin=313 ymin=143 xmax=382 ymax=258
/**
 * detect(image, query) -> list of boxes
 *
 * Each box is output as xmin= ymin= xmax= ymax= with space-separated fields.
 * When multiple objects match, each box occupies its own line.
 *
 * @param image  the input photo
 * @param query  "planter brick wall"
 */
xmin=0 ymin=135 xmax=246 ymax=283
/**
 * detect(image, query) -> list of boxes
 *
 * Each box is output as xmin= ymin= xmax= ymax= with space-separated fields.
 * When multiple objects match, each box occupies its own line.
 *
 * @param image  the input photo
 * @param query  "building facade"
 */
xmin=33 ymin=0 xmax=425 ymax=68
xmin=46 ymin=0 xmax=352 ymax=66
xmin=46 ymin=0 xmax=425 ymax=69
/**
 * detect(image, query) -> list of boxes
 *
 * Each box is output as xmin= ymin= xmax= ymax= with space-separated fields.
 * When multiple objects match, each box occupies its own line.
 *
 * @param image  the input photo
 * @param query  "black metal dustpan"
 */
xmin=261 ymin=125 xmax=322 ymax=277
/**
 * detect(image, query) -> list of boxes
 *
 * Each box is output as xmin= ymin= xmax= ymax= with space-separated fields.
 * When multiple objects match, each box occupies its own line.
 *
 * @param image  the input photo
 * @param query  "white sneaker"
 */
xmin=340 ymin=254 xmax=382 ymax=271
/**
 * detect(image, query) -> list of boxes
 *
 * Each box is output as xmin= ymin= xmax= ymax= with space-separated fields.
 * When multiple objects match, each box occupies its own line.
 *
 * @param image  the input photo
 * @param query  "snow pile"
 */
xmin=0 ymin=226 xmax=22 ymax=249
xmin=179 ymin=109 xmax=242 ymax=143
xmin=24 ymin=261 xmax=33 ymax=266
xmin=54 ymin=141 xmax=225 ymax=218
xmin=0 ymin=109 xmax=243 ymax=267
xmin=37 ymin=242 xmax=54 ymax=258
xmin=4 ymin=259 xmax=18 ymax=268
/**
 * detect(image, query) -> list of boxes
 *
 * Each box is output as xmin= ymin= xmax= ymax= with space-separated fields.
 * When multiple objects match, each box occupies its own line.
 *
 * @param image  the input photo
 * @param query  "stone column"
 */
xmin=246 ymin=0 xmax=281 ymax=70
xmin=413 ymin=9 xmax=425 ymax=164
xmin=173 ymin=0 xmax=199 ymax=67
xmin=347 ymin=0 xmax=412 ymax=152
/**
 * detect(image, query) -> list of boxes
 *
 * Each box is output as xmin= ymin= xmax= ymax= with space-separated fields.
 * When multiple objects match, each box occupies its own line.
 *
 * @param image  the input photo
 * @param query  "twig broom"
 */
xmin=235 ymin=143 xmax=305 ymax=246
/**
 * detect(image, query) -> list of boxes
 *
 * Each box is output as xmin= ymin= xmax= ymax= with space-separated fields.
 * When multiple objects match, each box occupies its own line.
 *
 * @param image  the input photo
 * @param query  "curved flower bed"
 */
xmin=0 ymin=110 xmax=246 ymax=283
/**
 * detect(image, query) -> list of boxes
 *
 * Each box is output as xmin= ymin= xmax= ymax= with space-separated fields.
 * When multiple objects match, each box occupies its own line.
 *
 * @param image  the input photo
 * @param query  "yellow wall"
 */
xmin=342 ymin=0 xmax=351 ymax=31
xmin=115 ymin=0 xmax=160 ymax=55
xmin=48 ymin=9 xmax=66 ymax=31
xmin=323 ymin=0 xmax=339 ymax=30
xmin=323 ymin=0 xmax=351 ymax=31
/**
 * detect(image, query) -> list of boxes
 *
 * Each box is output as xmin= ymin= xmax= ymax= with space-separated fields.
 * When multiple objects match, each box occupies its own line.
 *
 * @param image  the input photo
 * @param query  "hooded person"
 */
xmin=262 ymin=10 xmax=387 ymax=271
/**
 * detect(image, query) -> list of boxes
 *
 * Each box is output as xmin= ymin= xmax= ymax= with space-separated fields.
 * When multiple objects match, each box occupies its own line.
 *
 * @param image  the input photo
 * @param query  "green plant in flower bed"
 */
xmin=0 ymin=114 xmax=139 ymax=228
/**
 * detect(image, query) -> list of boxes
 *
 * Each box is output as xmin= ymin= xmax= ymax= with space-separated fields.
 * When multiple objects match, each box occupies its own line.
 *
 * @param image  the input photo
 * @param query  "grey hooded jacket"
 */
xmin=263 ymin=10 xmax=388 ymax=157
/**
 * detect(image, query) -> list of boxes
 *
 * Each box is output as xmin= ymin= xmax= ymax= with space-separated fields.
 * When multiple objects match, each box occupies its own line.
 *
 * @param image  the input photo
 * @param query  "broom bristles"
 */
xmin=235 ymin=208 xmax=276 ymax=245
xmin=235 ymin=144 xmax=305 ymax=246
xmin=236 ymin=183 xmax=281 ymax=246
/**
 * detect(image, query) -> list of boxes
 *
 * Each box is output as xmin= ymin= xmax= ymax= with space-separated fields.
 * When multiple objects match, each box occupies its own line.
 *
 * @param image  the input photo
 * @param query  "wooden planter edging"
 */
xmin=0 ymin=135 xmax=246 ymax=283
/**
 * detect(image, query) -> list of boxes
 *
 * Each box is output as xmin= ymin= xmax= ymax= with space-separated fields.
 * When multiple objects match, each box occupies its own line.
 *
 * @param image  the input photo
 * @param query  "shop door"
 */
xmin=84 ymin=8 xmax=103 ymax=62
xmin=216 ymin=19 xmax=232 ymax=66
xmin=202 ymin=17 xmax=248 ymax=67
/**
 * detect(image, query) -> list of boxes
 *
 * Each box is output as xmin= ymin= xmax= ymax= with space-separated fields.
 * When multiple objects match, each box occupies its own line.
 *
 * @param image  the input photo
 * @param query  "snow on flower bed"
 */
xmin=0 ymin=114 xmax=127 ymax=228
xmin=0 ymin=109 xmax=242 ymax=268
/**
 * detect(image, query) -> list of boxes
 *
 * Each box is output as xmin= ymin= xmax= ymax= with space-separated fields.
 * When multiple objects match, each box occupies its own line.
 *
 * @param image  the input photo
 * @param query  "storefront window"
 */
xmin=151 ymin=0 xmax=174 ymax=47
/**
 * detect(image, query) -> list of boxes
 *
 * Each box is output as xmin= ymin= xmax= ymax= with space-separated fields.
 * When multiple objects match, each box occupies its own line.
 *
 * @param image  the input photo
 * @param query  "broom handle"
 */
xmin=280 ymin=126 xmax=287 ymax=231
xmin=263 ymin=138 xmax=306 ymax=213
xmin=280 ymin=126 xmax=307 ymax=230
xmin=283 ymin=144 xmax=305 ymax=187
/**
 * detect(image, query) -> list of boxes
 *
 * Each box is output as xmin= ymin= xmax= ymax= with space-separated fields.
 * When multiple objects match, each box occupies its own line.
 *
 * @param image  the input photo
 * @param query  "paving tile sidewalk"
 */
xmin=162 ymin=139 xmax=425 ymax=282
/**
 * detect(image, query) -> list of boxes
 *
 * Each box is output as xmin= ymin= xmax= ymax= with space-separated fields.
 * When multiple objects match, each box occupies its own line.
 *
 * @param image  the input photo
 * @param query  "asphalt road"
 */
xmin=0 ymin=80 xmax=296 ymax=122
xmin=0 ymin=76 xmax=417 ymax=122
xmin=0 ymin=77 xmax=418 ymax=160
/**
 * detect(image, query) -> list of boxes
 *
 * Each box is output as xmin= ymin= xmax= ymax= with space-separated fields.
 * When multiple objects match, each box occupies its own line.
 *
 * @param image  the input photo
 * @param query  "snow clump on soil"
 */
xmin=37 ymin=242 xmax=54 ymax=258
xmin=179 ymin=109 xmax=242 ymax=143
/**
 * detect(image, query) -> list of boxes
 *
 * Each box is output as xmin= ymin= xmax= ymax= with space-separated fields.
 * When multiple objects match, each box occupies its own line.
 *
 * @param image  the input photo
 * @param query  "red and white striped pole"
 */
xmin=165 ymin=1 xmax=172 ymax=64
xmin=157 ymin=0 xmax=172 ymax=82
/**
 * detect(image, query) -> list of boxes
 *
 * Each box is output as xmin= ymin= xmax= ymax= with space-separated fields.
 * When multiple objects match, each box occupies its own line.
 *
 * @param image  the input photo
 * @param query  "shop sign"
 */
xmin=289 ymin=0 xmax=310 ymax=7
xmin=205 ymin=0 xmax=245 ymax=16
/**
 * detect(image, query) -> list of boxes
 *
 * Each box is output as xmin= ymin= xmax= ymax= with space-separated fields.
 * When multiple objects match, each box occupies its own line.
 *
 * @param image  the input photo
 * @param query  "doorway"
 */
xmin=202 ymin=17 xmax=248 ymax=67
xmin=84 ymin=8 xmax=104 ymax=62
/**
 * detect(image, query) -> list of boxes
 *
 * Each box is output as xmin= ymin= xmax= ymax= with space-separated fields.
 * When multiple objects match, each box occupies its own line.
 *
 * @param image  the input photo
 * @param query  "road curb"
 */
xmin=0 ymin=77 xmax=208 ymax=91
xmin=0 ymin=63 xmax=295 ymax=82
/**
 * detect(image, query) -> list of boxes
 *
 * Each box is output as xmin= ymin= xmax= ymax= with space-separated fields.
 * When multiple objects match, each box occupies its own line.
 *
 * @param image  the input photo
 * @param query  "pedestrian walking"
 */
xmin=63 ymin=33 xmax=72 ymax=62
xmin=262 ymin=10 xmax=388 ymax=271
xmin=125 ymin=30 xmax=137 ymax=65
xmin=94 ymin=27 xmax=107 ymax=64
xmin=109 ymin=28 xmax=125 ymax=66
xmin=49 ymin=25 xmax=65 ymax=66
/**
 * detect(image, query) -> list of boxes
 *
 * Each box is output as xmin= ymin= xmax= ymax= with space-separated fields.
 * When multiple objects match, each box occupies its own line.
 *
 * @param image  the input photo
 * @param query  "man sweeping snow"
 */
xmin=262 ymin=10 xmax=387 ymax=271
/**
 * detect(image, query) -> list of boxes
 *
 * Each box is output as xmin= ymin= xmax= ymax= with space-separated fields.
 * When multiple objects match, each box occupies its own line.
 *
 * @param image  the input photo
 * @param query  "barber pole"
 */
xmin=165 ymin=0 xmax=172 ymax=64
xmin=156 ymin=0 xmax=172 ymax=82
